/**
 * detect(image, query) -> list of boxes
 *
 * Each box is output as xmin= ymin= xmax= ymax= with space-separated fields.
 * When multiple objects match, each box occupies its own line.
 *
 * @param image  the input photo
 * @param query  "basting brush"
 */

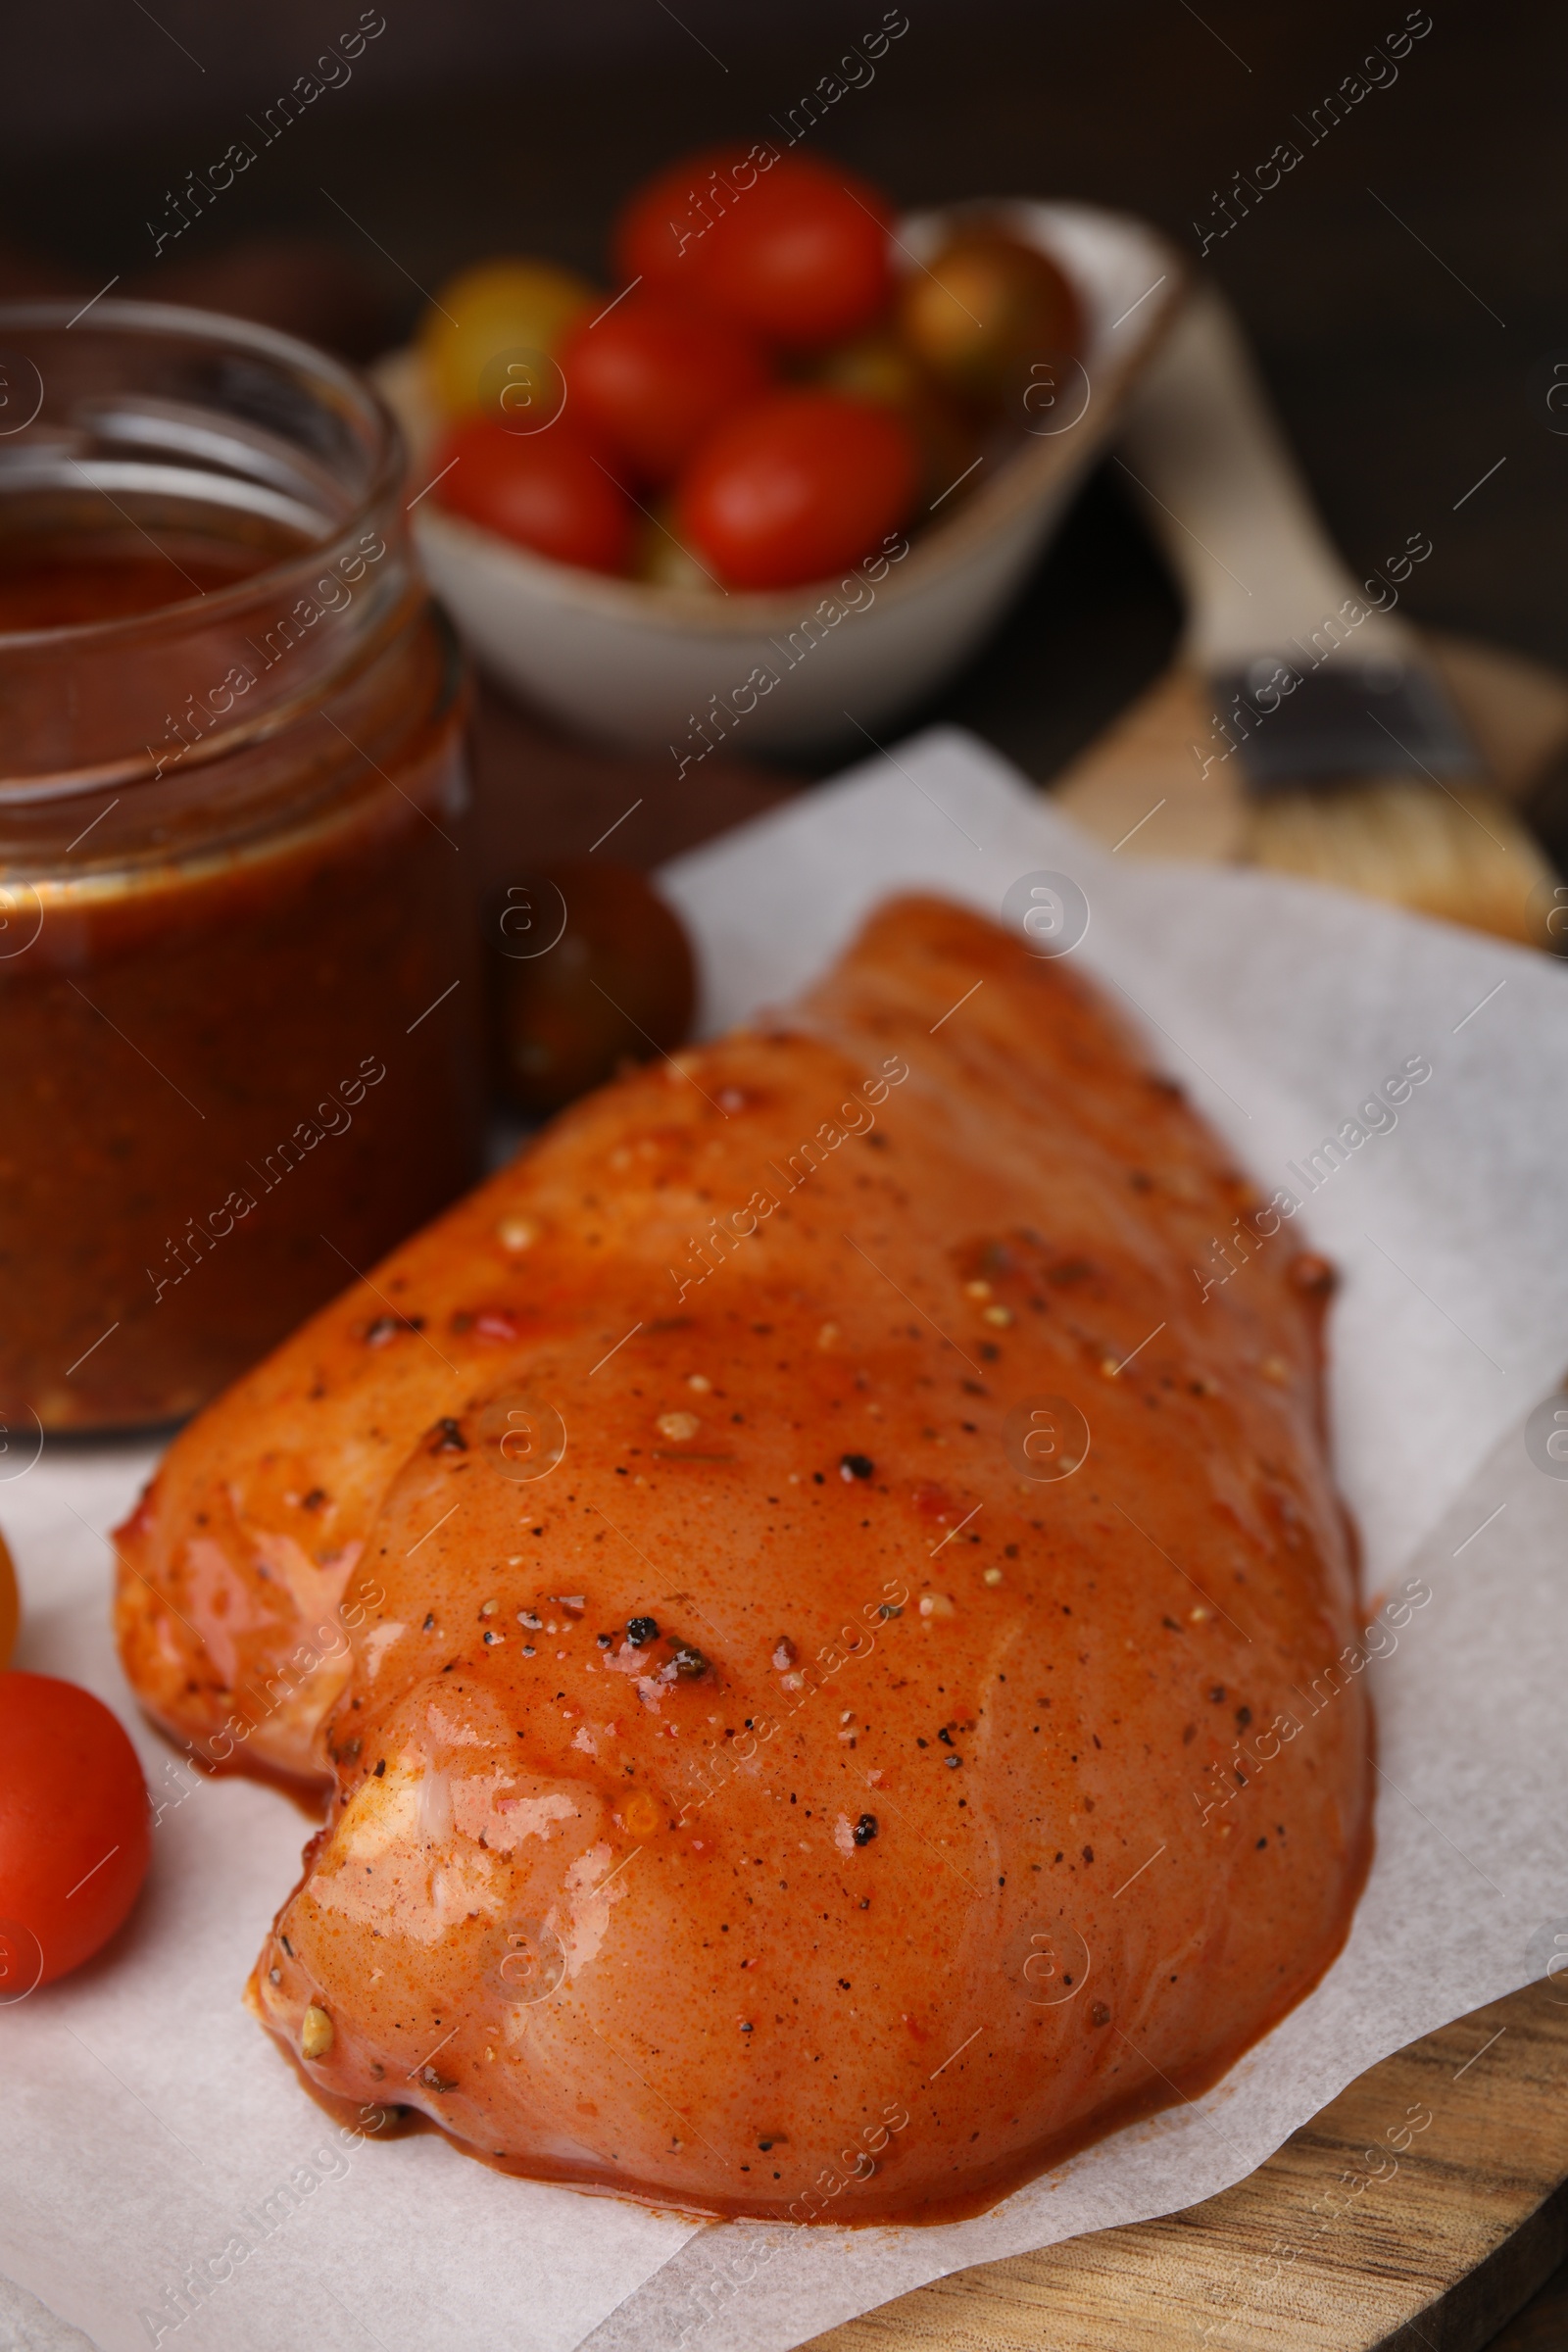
xmin=1112 ymin=284 xmax=1555 ymax=942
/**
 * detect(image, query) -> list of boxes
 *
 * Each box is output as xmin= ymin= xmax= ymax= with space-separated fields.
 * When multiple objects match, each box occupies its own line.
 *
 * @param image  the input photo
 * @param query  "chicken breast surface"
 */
xmin=116 ymin=896 xmax=1370 ymax=2222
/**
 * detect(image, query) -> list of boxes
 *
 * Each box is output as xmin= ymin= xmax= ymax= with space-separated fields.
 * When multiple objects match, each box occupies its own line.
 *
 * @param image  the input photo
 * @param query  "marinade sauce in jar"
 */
xmin=0 ymin=302 xmax=483 ymax=1431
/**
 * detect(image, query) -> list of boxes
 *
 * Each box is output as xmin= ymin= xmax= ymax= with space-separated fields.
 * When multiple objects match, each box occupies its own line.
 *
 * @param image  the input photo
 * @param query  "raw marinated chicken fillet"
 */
xmin=116 ymin=896 xmax=1371 ymax=2223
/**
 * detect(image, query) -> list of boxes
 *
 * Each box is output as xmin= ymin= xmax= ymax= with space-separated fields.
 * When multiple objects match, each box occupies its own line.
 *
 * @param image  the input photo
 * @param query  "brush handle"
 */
xmin=1117 ymin=285 xmax=1411 ymax=668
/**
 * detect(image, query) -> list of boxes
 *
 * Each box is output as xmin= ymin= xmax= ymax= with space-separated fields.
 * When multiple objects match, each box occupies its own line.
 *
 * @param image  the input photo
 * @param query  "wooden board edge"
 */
xmin=802 ymin=1980 xmax=1568 ymax=2352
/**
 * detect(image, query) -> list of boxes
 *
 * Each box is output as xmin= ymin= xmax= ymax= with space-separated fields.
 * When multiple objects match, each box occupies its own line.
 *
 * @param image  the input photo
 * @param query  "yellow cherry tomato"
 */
xmin=897 ymin=230 xmax=1082 ymax=409
xmin=420 ymin=259 xmax=598 ymax=422
xmin=632 ymin=500 xmax=720 ymax=591
xmin=809 ymin=333 xmax=978 ymax=508
xmin=811 ymin=331 xmax=927 ymax=410
xmin=0 ymin=1528 xmax=18 ymax=1670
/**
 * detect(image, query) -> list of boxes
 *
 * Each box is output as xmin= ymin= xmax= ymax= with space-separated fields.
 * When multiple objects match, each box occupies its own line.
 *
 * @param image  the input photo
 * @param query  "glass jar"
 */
xmin=0 ymin=301 xmax=484 ymax=1432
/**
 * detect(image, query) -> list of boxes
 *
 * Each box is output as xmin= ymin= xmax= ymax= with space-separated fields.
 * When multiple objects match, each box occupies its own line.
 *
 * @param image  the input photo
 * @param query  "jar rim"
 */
xmin=0 ymin=296 xmax=405 ymax=652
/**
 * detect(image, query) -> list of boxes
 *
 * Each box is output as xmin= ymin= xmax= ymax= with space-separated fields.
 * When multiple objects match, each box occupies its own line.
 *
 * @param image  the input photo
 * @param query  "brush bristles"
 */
xmin=1241 ymin=781 xmax=1554 ymax=944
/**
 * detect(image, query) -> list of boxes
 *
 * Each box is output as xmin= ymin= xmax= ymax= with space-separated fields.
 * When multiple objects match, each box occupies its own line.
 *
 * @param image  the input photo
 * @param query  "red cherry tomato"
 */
xmin=559 ymin=290 xmax=770 ymax=486
xmin=615 ymin=148 xmax=895 ymax=350
xmin=0 ymin=1672 xmax=151 ymax=1992
xmin=613 ymin=143 xmax=760 ymax=294
xmin=432 ymin=417 xmax=634 ymax=573
xmin=676 ymin=390 xmax=917 ymax=590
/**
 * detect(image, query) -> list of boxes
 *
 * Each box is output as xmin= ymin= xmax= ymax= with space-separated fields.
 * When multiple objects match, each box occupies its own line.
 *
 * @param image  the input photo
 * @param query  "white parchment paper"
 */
xmin=4 ymin=729 xmax=1567 ymax=2352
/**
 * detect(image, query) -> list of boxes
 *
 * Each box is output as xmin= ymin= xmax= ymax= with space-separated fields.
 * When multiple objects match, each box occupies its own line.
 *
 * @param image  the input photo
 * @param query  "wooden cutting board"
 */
xmin=796 ymin=627 xmax=1568 ymax=2352
xmin=804 ymin=1979 xmax=1568 ymax=2352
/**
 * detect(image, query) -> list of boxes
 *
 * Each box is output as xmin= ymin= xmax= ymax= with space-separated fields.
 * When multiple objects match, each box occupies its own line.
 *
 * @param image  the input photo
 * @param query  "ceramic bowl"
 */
xmin=374 ymin=200 xmax=1185 ymax=759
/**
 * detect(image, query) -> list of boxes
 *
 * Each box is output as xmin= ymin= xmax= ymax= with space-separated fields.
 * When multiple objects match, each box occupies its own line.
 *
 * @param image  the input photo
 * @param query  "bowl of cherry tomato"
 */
xmin=374 ymin=147 xmax=1184 ymax=757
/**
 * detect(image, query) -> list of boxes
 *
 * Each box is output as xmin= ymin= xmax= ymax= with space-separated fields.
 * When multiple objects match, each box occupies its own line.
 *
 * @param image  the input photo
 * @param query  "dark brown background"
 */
xmin=4 ymin=2 xmax=1563 ymax=2336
